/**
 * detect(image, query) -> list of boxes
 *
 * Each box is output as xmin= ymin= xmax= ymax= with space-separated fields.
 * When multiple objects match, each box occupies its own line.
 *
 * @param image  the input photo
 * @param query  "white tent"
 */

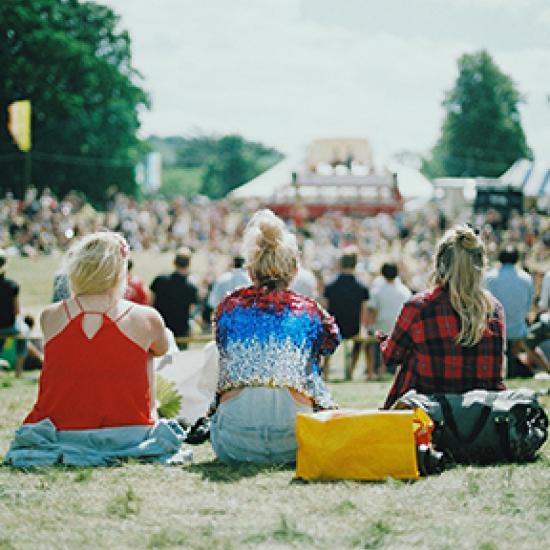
xmin=230 ymin=157 xmax=297 ymax=200
xmin=231 ymin=157 xmax=433 ymax=202
xmin=386 ymin=162 xmax=433 ymax=200
xmin=500 ymin=159 xmax=550 ymax=198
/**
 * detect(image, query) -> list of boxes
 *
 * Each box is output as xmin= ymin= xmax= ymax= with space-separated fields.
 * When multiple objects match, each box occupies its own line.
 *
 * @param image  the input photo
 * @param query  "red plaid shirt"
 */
xmin=381 ymin=286 xmax=505 ymax=409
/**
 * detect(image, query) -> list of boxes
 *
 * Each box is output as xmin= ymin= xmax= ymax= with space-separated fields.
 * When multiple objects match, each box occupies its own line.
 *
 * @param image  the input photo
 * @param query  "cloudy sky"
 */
xmin=104 ymin=0 xmax=550 ymax=164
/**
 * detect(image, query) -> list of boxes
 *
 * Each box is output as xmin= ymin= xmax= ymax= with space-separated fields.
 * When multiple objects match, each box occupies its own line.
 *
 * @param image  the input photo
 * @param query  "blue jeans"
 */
xmin=210 ymin=387 xmax=312 ymax=464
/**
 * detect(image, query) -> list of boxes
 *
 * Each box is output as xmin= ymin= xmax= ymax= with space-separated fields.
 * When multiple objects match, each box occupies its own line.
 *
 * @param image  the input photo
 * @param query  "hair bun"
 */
xmin=456 ymin=227 xmax=479 ymax=250
xmin=256 ymin=220 xmax=282 ymax=250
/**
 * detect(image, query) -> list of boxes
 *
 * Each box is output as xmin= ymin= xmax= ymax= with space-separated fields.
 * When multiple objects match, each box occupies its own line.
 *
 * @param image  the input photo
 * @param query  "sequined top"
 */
xmin=215 ymin=286 xmax=341 ymax=409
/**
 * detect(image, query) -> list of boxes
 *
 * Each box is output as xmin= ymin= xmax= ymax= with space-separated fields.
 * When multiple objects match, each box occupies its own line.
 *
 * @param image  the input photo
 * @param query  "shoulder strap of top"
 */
xmin=73 ymin=296 xmax=85 ymax=312
xmin=62 ymin=300 xmax=72 ymax=321
xmin=114 ymin=304 xmax=134 ymax=323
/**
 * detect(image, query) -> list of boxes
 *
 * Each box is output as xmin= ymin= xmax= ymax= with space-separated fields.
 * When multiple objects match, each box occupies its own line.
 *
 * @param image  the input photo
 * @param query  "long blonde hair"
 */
xmin=64 ymin=231 xmax=129 ymax=297
xmin=242 ymin=209 xmax=298 ymax=289
xmin=432 ymin=225 xmax=493 ymax=346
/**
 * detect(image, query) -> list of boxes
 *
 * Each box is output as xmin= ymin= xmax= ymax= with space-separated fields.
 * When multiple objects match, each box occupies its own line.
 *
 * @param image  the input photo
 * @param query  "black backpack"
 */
xmin=395 ymin=388 xmax=548 ymax=464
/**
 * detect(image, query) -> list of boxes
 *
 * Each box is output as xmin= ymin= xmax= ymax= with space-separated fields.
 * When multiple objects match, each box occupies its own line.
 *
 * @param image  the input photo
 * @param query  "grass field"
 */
xmin=1 ymin=255 xmax=549 ymax=549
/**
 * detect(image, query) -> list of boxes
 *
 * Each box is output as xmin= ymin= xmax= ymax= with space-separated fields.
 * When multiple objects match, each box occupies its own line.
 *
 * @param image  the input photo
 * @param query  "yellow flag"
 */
xmin=7 ymin=100 xmax=32 ymax=152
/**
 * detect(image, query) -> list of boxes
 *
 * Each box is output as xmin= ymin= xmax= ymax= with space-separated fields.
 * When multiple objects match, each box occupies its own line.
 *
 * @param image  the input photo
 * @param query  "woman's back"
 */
xmin=25 ymin=298 xmax=152 ymax=430
xmin=216 ymin=286 xmax=339 ymax=409
xmin=382 ymin=224 xmax=506 ymax=409
xmin=5 ymin=231 xmax=179 ymax=468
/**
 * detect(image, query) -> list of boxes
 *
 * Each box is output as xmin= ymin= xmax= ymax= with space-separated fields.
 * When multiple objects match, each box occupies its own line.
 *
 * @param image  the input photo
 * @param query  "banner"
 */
xmin=7 ymin=100 xmax=32 ymax=152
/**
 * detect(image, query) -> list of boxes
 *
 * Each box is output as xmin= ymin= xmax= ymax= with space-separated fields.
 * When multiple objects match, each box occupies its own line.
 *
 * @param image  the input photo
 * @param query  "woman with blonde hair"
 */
xmin=211 ymin=209 xmax=340 ymax=464
xmin=382 ymin=224 xmax=506 ymax=409
xmin=6 ymin=231 xmax=186 ymax=466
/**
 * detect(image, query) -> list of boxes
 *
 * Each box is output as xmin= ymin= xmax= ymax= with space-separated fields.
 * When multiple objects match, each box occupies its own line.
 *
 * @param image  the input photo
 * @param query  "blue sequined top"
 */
xmin=215 ymin=286 xmax=341 ymax=409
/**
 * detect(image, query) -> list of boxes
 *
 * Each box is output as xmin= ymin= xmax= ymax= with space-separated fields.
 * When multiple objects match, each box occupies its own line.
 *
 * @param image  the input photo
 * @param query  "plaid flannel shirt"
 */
xmin=381 ymin=286 xmax=506 ymax=409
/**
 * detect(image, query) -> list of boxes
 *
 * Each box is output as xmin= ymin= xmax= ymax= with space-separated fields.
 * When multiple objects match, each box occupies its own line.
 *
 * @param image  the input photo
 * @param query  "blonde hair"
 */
xmin=64 ymin=231 xmax=129 ymax=297
xmin=432 ymin=225 xmax=493 ymax=346
xmin=242 ymin=209 xmax=298 ymax=289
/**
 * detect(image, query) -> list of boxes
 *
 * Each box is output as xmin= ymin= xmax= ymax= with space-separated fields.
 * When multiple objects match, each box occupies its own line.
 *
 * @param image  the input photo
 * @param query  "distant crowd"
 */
xmin=1 ymin=187 xmax=549 ymax=299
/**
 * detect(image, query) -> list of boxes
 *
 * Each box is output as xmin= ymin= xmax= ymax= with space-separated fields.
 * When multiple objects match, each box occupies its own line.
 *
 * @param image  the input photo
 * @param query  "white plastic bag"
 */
xmin=154 ymin=340 xmax=219 ymax=425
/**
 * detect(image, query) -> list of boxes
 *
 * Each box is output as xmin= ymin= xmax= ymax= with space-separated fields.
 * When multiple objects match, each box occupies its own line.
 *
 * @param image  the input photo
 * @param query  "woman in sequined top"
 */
xmin=210 ymin=209 xmax=341 ymax=464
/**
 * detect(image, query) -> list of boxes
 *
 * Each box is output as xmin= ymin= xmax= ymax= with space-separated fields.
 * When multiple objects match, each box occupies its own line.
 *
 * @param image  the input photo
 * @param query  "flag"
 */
xmin=7 ymin=100 xmax=32 ymax=152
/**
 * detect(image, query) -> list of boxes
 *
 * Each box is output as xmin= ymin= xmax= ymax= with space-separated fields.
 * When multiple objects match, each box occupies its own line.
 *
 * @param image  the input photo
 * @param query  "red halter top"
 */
xmin=24 ymin=298 xmax=153 ymax=430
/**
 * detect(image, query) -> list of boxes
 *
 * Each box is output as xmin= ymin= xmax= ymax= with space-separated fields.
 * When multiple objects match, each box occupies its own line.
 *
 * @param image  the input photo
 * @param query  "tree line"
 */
xmin=147 ymin=134 xmax=283 ymax=200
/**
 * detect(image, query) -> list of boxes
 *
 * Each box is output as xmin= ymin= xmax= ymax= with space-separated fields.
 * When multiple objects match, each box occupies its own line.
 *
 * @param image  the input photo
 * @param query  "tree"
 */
xmin=423 ymin=50 xmax=531 ymax=178
xmin=200 ymin=136 xmax=252 ymax=199
xmin=0 ymin=0 xmax=149 ymax=201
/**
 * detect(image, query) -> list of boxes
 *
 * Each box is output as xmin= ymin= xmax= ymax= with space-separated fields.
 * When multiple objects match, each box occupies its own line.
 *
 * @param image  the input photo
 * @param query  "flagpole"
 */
xmin=24 ymin=151 xmax=31 ymax=195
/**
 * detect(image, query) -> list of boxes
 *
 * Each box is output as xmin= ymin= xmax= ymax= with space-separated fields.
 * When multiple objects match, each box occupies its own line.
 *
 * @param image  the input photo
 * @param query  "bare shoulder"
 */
xmin=124 ymin=301 xmax=165 ymax=330
xmin=41 ymin=301 xmax=71 ymax=341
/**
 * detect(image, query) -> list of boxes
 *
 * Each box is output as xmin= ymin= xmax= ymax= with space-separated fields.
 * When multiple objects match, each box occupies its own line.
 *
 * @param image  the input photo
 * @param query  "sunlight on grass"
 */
xmin=351 ymin=519 xmax=393 ymax=549
xmin=147 ymin=529 xmax=188 ymax=549
xmin=73 ymin=469 xmax=93 ymax=483
xmin=245 ymin=514 xmax=313 ymax=545
xmin=106 ymin=486 xmax=141 ymax=519
xmin=334 ymin=499 xmax=358 ymax=514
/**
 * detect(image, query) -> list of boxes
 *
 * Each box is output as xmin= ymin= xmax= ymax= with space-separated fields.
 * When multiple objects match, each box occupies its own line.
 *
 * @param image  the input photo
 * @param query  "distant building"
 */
xmin=231 ymin=138 xmax=402 ymax=218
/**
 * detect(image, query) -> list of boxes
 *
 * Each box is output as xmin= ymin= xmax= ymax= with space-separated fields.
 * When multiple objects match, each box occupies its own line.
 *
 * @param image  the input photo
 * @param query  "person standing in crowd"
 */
xmin=484 ymin=245 xmax=534 ymax=378
xmin=323 ymin=247 xmax=369 ymax=380
xmin=124 ymin=258 xmax=150 ymax=305
xmin=290 ymin=263 xmax=319 ymax=299
xmin=52 ymin=272 xmax=71 ymax=302
xmin=382 ymin=225 xmax=505 ymax=409
xmin=150 ymin=247 xmax=198 ymax=349
xmin=207 ymin=255 xmax=250 ymax=311
xmin=5 ymin=232 xmax=185 ymax=466
xmin=211 ymin=210 xmax=340 ymax=464
xmin=367 ymin=262 xmax=411 ymax=380
xmin=0 ymin=250 xmax=27 ymax=377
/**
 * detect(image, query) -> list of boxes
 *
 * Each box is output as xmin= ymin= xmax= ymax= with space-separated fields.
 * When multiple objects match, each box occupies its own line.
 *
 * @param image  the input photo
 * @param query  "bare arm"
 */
xmin=40 ymin=303 xmax=70 ymax=343
xmin=148 ymin=310 xmax=169 ymax=357
xmin=361 ymin=300 xmax=370 ymax=329
xmin=367 ymin=307 xmax=378 ymax=327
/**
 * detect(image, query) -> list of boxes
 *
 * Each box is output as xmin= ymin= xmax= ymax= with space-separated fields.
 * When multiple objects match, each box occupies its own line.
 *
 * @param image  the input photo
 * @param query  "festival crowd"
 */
xmin=0 ymin=186 xmax=549 ymax=467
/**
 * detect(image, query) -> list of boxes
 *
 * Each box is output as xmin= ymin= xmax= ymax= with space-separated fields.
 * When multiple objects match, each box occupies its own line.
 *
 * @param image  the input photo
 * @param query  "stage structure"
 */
xmin=231 ymin=138 xmax=403 ymax=219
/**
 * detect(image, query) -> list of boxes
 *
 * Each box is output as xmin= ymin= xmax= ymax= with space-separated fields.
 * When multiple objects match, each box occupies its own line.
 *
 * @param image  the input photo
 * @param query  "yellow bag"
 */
xmin=295 ymin=409 xmax=431 ymax=481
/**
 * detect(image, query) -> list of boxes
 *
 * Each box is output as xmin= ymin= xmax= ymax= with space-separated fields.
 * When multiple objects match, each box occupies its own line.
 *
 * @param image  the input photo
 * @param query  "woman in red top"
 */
xmin=381 ymin=225 xmax=506 ymax=409
xmin=6 ymin=232 xmax=185 ymax=466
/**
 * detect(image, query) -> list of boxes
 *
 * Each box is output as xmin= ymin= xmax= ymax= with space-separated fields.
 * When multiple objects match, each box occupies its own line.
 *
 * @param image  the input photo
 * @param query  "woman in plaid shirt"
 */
xmin=382 ymin=225 xmax=506 ymax=409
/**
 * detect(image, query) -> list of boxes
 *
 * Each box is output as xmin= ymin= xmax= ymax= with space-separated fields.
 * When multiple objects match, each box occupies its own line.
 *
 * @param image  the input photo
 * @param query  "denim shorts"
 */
xmin=210 ymin=387 xmax=312 ymax=464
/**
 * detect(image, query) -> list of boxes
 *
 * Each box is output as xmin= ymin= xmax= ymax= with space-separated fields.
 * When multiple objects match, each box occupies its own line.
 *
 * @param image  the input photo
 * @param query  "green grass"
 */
xmin=0 ymin=256 xmax=549 ymax=549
